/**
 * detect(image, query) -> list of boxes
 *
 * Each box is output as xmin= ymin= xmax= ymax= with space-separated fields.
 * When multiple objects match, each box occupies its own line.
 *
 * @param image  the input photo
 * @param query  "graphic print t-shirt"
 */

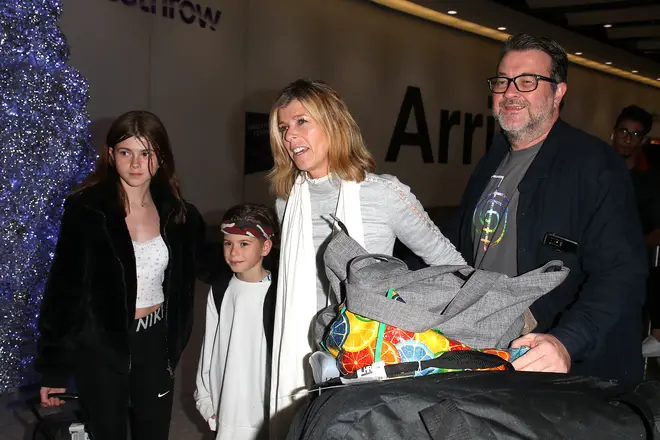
xmin=472 ymin=141 xmax=542 ymax=277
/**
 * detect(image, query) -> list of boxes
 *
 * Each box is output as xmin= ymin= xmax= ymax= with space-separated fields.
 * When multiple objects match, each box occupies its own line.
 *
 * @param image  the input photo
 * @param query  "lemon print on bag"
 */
xmin=343 ymin=311 xmax=379 ymax=352
xmin=353 ymin=313 xmax=374 ymax=323
xmin=415 ymin=329 xmax=450 ymax=355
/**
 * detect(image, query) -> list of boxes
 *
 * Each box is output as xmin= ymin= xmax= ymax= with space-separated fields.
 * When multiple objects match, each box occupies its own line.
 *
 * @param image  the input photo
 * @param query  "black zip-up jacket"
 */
xmin=36 ymin=182 xmax=219 ymax=388
xmin=450 ymin=119 xmax=648 ymax=384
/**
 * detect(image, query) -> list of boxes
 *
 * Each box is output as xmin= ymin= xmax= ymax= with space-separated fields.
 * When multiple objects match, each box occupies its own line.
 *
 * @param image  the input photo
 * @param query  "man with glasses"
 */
xmin=450 ymin=34 xmax=646 ymax=383
xmin=611 ymin=106 xmax=660 ymax=358
xmin=612 ymin=105 xmax=653 ymax=171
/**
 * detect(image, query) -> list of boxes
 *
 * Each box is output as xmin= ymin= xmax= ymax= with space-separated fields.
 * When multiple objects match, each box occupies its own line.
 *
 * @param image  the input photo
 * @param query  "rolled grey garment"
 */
xmin=319 ymin=228 xmax=569 ymax=349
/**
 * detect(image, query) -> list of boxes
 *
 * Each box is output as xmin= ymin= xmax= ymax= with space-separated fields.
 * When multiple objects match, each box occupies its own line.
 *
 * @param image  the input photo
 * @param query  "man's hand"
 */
xmin=510 ymin=333 xmax=571 ymax=373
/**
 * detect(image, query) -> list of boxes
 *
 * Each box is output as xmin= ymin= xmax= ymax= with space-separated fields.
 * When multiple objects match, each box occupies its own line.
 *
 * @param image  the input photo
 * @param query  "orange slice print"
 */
xmin=384 ymin=325 xmax=415 ymax=345
xmin=481 ymin=348 xmax=511 ymax=369
xmin=448 ymin=338 xmax=471 ymax=351
xmin=482 ymin=348 xmax=511 ymax=361
xmin=343 ymin=313 xmax=379 ymax=352
xmin=340 ymin=346 xmax=375 ymax=374
xmin=371 ymin=339 xmax=401 ymax=365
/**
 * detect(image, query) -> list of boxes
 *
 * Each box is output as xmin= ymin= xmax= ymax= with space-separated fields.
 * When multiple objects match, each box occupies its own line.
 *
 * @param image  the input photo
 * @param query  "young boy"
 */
xmin=194 ymin=203 xmax=278 ymax=440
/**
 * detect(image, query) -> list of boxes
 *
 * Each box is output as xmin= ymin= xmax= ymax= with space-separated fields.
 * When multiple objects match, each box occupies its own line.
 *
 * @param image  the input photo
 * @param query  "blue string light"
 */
xmin=0 ymin=0 xmax=96 ymax=394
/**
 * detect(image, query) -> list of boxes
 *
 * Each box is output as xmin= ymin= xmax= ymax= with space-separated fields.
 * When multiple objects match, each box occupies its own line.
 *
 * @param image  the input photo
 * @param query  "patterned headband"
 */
xmin=221 ymin=220 xmax=274 ymax=241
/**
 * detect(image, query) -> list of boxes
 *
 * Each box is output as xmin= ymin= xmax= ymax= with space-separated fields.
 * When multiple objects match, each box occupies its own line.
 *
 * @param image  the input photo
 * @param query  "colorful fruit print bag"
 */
xmin=321 ymin=289 xmax=530 ymax=377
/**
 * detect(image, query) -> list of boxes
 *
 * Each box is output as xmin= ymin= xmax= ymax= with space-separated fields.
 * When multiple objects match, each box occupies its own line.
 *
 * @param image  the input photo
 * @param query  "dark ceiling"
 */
xmin=490 ymin=0 xmax=660 ymax=65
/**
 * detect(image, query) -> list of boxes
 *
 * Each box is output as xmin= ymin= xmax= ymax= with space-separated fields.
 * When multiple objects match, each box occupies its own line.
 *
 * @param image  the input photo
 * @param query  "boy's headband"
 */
xmin=221 ymin=221 xmax=274 ymax=241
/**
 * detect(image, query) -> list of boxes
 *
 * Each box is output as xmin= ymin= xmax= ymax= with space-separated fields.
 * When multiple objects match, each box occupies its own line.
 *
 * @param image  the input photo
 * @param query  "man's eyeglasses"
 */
xmin=614 ymin=127 xmax=646 ymax=141
xmin=487 ymin=74 xmax=556 ymax=94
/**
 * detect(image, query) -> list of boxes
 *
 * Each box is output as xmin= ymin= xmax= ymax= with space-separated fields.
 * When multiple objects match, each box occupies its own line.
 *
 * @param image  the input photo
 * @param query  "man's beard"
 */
xmin=494 ymin=96 xmax=554 ymax=146
xmin=615 ymin=145 xmax=636 ymax=159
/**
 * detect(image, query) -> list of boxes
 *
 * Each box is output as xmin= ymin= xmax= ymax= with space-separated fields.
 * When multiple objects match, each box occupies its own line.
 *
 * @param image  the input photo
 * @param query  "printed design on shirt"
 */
xmin=473 ymin=175 xmax=510 ymax=252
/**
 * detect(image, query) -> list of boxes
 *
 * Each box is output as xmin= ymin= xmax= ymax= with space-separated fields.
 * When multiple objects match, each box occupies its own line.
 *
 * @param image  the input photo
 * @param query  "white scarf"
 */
xmin=269 ymin=175 xmax=364 ymax=431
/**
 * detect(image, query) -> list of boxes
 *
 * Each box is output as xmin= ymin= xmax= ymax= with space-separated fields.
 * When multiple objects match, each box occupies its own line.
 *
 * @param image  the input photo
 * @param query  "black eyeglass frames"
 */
xmin=487 ymin=74 xmax=556 ymax=93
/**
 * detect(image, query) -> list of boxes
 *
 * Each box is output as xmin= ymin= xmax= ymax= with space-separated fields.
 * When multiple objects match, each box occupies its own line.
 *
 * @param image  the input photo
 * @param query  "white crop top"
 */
xmin=132 ymin=235 xmax=169 ymax=308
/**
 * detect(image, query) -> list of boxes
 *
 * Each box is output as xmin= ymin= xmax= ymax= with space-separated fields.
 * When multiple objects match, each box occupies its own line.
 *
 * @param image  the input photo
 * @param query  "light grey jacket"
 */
xmin=276 ymin=173 xmax=467 ymax=310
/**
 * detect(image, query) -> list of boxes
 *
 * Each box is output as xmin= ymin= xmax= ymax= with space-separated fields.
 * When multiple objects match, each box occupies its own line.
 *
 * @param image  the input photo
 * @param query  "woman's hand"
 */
xmin=208 ymin=415 xmax=217 ymax=431
xmin=40 ymin=387 xmax=67 ymax=407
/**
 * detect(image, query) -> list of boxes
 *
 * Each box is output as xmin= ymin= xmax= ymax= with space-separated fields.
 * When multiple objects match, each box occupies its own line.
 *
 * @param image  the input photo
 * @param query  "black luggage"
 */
xmin=28 ymin=393 xmax=90 ymax=440
xmin=289 ymin=371 xmax=660 ymax=440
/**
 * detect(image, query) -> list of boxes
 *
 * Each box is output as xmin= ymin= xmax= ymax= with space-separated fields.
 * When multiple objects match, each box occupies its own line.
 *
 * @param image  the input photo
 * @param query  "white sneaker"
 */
xmin=642 ymin=336 xmax=660 ymax=357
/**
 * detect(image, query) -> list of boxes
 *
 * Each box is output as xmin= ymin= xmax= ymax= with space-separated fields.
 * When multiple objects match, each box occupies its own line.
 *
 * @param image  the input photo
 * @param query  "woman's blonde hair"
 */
xmin=267 ymin=79 xmax=376 ymax=199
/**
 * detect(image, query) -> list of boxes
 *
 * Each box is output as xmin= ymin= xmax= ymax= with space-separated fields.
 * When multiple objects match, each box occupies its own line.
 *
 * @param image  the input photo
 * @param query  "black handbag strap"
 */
xmin=338 ymin=350 xmax=513 ymax=383
xmin=383 ymin=350 xmax=513 ymax=378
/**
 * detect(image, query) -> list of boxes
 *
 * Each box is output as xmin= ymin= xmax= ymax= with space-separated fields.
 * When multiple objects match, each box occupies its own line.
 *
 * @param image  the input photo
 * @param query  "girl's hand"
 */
xmin=40 ymin=387 xmax=67 ymax=407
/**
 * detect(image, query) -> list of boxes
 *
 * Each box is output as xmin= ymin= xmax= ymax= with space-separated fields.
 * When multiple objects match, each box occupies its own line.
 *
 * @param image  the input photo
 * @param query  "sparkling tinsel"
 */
xmin=0 ymin=0 xmax=96 ymax=394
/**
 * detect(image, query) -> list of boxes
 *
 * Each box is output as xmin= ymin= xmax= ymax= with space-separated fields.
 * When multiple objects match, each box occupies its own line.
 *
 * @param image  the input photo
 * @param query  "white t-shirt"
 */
xmin=194 ymin=274 xmax=271 ymax=440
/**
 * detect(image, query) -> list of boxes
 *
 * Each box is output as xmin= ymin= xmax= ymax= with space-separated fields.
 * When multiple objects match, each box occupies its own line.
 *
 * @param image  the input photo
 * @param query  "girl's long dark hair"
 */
xmin=75 ymin=110 xmax=187 ymax=223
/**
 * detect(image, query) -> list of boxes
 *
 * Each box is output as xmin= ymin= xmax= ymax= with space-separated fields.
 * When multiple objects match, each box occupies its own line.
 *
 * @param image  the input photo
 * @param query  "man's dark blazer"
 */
xmin=449 ymin=119 xmax=648 ymax=383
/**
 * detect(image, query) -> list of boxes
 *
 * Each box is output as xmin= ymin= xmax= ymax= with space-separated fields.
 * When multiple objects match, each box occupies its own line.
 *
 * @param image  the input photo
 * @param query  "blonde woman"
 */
xmin=267 ymin=79 xmax=466 ymax=435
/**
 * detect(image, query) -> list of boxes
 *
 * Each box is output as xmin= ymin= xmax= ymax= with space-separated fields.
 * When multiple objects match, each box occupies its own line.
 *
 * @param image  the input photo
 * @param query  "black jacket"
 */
xmin=450 ymin=119 xmax=647 ymax=383
xmin=36 ymin=182 xmax=218 ymax=388
xmin=630 ymin=168 xmax=660 ymax=235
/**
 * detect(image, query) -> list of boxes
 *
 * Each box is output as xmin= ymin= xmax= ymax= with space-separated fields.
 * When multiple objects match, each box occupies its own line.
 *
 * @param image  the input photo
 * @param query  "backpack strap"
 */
xmin=262 ymin=266 xmax=278 ymax=438
xmin=211 ymin=268 xmax=232 ymax=315
xmin=420 ymin=398 xmax=473 ymax=440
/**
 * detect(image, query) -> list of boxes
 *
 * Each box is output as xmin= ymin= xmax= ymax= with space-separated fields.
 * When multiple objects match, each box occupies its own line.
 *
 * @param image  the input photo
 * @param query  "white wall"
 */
xmin=61 ymin=0 xmax=246 ymax=223
xmin=60 ymin=0 xmax=660 ymax=221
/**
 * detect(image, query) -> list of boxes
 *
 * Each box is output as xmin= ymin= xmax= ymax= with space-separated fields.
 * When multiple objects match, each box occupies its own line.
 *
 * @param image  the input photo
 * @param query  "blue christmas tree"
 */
xmin=0 ymin=0 xmax=96 ymax=393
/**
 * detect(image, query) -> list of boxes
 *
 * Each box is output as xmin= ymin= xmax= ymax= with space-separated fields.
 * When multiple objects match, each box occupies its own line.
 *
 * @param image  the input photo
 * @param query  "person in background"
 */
xmin=267 ymin=78 xmax=467 ymax=436
xmin=195 ymin=203 xmax=279 ymax=440
xmin=36 ymin=110 xmax=218 ymax=440
xmin=611 ymin=105 xmax=660 ymax=357
xmin=450 ymin=34 xmax=647 ymax=384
